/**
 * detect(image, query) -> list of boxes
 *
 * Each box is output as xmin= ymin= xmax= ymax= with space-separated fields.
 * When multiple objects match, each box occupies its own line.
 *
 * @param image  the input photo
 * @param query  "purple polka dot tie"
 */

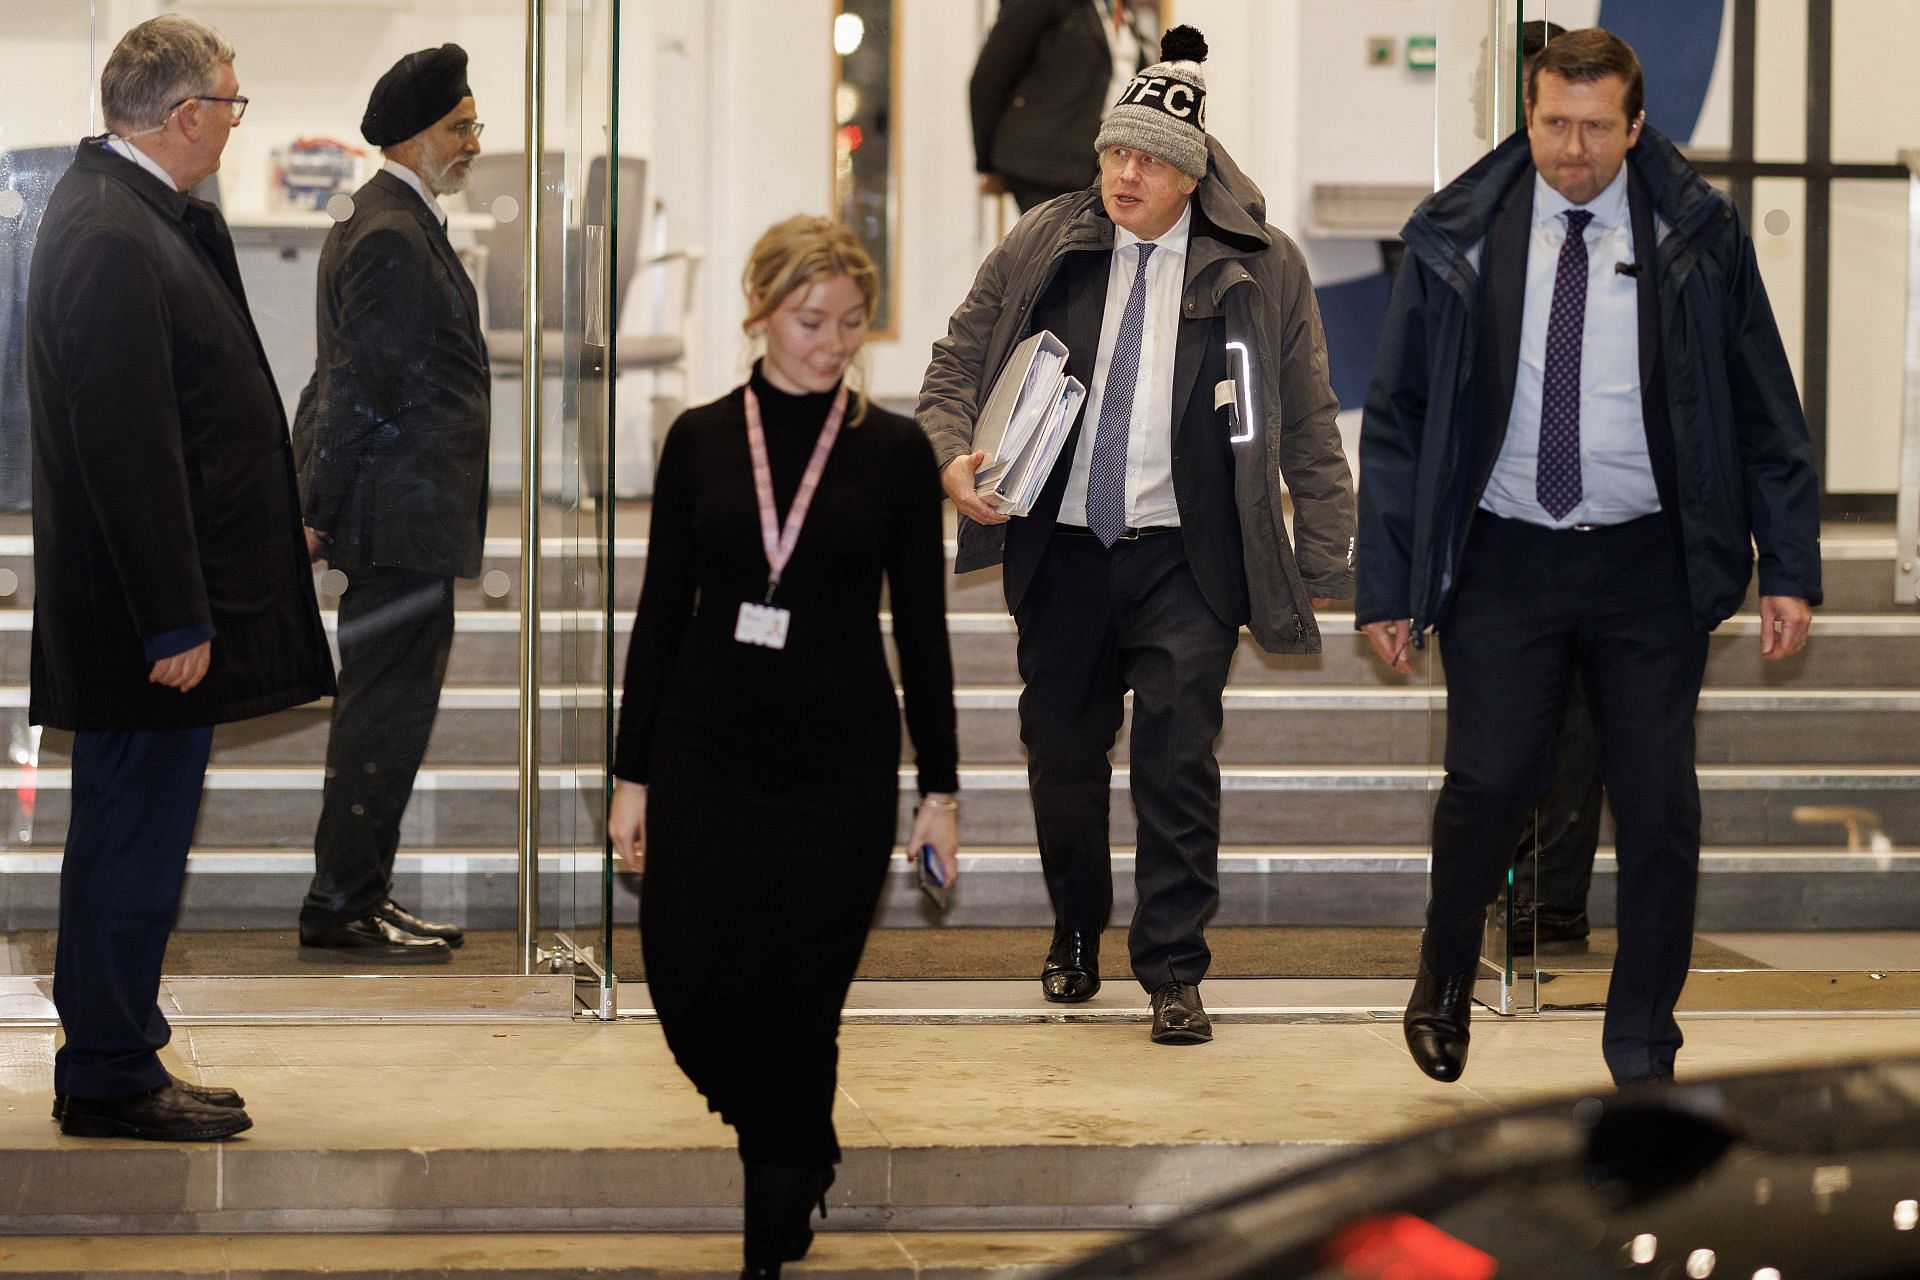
xmin=1537 ymin=208 xmax=1593 ymax=521
xmin=1086 ymin=243 xmax=1155 ymax=547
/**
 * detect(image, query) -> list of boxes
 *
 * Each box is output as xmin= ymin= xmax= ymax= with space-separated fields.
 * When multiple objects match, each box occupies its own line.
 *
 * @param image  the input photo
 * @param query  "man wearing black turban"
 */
xmin=290 ymin=44 xmax=491 ymax=962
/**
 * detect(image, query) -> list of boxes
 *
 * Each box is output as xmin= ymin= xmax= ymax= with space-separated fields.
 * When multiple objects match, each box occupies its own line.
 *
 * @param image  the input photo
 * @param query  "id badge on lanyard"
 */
xmin=735 ymin=382 xmax=848 ymax=650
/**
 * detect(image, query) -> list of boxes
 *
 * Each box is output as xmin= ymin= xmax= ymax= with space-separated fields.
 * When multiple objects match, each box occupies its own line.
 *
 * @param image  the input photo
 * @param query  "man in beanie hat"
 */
xmin=290 ymin=45 xmax=490 ymax=961
xmin=921 ymin=26 xmax=1355 ymax=1044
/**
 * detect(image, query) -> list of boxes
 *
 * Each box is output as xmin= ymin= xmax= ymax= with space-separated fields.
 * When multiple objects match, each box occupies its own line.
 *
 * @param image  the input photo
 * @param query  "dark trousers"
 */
xmin=1514 ymin=662 xmax=1603 ymax=923
xmin=1426 ymin=513 xmax=1709 ymax=1080
xmin=53 ymin=726 xmax=214 ymax=1098
xmin=1015 ymin=530 xmax=1239 ymax=991
xmin=302 ymin=564 xmax=454 ymax=925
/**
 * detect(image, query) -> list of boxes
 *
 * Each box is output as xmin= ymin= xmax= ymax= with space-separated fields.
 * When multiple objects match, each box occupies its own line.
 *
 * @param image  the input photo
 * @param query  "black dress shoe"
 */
xmin=1041 ymin=929 xmax=1100 ymax=1003
xmin=298 ymin=914 xmax=453 ymax=964
xmin=376 ymin=899 xmax=465 ymax=948
xmin=53 ymin=1073 xmax=243 ymax=1122
xmin=1404 ymin=958 xmax=1475 ymax=1082
xmin=60 ymin=1082 xmax=252 ymax=1141
xmin=1149 ymin=981 xmax=1212 ymax=1045
xmin=1510 ymin=907 xmax=1590 ymax=957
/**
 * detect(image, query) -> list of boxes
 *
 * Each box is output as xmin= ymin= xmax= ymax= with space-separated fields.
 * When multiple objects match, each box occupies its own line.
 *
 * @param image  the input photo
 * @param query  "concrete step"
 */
xmin=13 ymin=685 xmax=1915 ymax=767
xmin=0 ymin=1232 xmax=1110 ymax=1278
xmin=923 ymin=612 xmax=1920 ymax=690
xmin=8 ymin=610 xmax=1920 ymax=692
xmin=6 ymin=844 xmax=1908 ymax=933
xmin=3 ymin=763 xmax=1918 ymax=851
xmin=4 ymin=1015 xmax=1920 ymax=1241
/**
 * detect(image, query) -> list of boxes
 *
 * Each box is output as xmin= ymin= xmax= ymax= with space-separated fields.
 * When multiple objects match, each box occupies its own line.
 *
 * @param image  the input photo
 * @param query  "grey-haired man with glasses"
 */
xmin=291 ymin=44 xmax=491 ymax=962
xmin=28 ymin=14 xmax=335 ymax=1140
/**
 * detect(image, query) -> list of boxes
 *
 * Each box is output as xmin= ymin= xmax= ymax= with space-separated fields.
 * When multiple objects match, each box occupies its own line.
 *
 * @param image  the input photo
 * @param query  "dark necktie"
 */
xmin=1536 ymin=207 xmax=1594 ymax=520
xmin=1086 ymin=242 xmax=1155 ymax=547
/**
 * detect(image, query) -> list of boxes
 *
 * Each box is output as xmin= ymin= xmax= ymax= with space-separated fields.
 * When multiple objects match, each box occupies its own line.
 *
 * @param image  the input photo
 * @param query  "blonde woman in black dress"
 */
xmin=608 ymin=216 xmax=959 ymax=1279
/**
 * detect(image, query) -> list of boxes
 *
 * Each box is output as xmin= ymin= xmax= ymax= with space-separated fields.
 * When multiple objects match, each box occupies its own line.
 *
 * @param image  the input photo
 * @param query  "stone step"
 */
xmin=11 ymin=685 xmax=1919 ymax=767
xmin=4 ymin=1015 xmax=1918 ymax=1242
xmin=2 ymin=762 xmax=1917 ymax=851
xmin=0 ymin=1232 xmax=1110 ymax=1278
xmin=6 ymin=844 xmax=1907 ymax=933
xmin=6 ymin=610 xmax=1920 ymax=691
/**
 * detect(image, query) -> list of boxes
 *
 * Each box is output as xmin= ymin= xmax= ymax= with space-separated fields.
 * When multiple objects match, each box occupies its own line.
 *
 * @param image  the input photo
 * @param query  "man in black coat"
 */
xmin=28 ymin=15 xmax=335 ymax=1139
xmin=1356 ymin=29 xmax=1820 ymax=1085
xmin=291 ymin=45 xmax=490 ymax=962
xmin=971 ymin=0 xmax=1153 ymax=212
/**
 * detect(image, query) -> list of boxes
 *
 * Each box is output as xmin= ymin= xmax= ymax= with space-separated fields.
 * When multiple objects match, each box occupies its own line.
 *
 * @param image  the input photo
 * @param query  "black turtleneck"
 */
xmin=615 ymin=363 xmax=959 ymax=798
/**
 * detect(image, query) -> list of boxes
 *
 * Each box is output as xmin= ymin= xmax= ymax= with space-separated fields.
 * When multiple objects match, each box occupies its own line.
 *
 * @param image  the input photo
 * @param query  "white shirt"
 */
xmin=1480 ymin=165 xmax=1661 ymax=527
xmin=1057 ymin=200 xmax=1191 ymax=529
xmin=1097 ymin=1 xmax=1142 ymax=121
xmin=382 ymin=158 xmax=447 ymax=228
xmin=103 ymin=136 xmax=178 ymax=192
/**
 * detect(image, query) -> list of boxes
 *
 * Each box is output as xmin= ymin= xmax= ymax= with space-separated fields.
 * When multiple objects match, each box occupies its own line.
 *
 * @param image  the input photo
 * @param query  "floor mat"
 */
xmin=4 ymin=926 xmax=1769 ymax=980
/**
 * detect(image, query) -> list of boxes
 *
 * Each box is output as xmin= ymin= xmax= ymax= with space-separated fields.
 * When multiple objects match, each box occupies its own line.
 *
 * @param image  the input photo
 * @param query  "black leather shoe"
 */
xmin=1149 ymin=981 xmax=1212 ymax=1045
xmin=1510 ymin=907 xmax=1590 ymax=957
xmin=376 ymin=899 xmax=465 ymax=948
xmin=298 ymin=915 xmax=452 ymax=964
xmin=53 ymin=1073 xmax=243 ymax=1122
xmin=1404 ymin=958 xmax=1475 ymax=1082
xmin=60 ymin=1082 xmax=252 ymax=1141
xmin=1041 ymin=929 xmax=1100 ymax=1003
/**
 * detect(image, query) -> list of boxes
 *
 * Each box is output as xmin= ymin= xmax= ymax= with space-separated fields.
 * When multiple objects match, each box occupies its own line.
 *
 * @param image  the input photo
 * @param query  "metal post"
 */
xmin=517 ymin=0 xmax=546 ymax=974
xmin=1895 ymin=152 xmax=1920 ymax=605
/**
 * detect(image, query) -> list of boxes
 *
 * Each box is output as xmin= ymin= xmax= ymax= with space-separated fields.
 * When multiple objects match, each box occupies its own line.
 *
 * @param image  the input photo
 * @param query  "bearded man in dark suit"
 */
xmin=292 ymin=44 xmax=490 ymax=962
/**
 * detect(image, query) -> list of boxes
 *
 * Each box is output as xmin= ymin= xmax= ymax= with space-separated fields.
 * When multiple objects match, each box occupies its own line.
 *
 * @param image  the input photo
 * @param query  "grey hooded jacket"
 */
xmin=917 ymin=136 xmax=1355 ymax=655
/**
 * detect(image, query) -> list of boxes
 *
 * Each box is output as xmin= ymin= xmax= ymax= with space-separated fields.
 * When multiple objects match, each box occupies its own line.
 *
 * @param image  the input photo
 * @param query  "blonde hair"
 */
xmin=741 ymin=215 xmax=878 ymax=423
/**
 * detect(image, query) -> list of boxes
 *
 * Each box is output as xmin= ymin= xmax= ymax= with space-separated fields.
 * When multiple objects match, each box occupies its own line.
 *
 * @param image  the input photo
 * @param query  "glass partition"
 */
xmin=0 ymin=0 xmax=615 ymax=1013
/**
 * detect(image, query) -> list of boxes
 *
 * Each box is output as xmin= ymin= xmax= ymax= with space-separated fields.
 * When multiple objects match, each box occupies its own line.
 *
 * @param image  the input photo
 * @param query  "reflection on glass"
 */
xmin=832 ymin=0 xmax=895 ymax=334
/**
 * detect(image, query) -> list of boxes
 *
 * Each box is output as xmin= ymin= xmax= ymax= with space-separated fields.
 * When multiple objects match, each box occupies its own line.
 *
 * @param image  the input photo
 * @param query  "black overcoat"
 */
xmin=291 ymin=169 xmax=490 ymax=578
xmin=27 ymin=140 xmax=336 ymax=731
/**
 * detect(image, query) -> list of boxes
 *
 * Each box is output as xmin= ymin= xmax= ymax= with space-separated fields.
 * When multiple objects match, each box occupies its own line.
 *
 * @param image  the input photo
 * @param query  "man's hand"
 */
xmin=149 ymin=640 xmax=211 ymax=692
xmin=1759 ymin=595 xmax=1811 ymax=661
xmin=1361 ymin=618 xmax=1416 ymax=675
xmin=304 ymin=527 xmax=327 ymax=562
xmin=942 ymin=452 xmax=1010 ymax=526
xmin=979 ymin=174 xmax=1008 ymax=197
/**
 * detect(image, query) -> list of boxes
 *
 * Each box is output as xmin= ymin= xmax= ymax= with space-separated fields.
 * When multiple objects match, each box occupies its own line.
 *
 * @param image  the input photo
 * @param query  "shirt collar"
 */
xmin=103 ymin=136 xmax=179 ymax=192
xmin=1533 ymin=162 xmax=1629 ymax=232
xmin=1115 ymin=197 xmax=1192 ymax=261
xmin=382 ymin=159 xmax=446 ymax=225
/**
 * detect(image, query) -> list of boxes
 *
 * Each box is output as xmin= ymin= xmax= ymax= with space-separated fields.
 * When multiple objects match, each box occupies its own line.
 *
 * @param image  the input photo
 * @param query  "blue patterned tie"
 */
xmin=1536 ymin=208 xmax=1593 ymax=521
xmin=1086 ymin=242 xmax=1155 ymax=547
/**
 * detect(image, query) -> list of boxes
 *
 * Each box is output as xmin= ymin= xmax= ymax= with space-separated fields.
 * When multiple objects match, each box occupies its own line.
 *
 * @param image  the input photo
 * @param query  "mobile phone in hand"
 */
xmin=916 ymin=843 xmax=950 ymax=912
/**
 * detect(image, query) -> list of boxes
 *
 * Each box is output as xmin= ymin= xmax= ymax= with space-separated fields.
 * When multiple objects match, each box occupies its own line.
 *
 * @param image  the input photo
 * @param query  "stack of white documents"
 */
xmin=969 ymin=330 xmax=1085 ymax=516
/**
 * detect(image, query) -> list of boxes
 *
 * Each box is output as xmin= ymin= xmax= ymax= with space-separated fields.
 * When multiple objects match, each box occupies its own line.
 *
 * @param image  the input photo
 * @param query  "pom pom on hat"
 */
xmin=1157 ymin=25 xmax=1208 ymax=65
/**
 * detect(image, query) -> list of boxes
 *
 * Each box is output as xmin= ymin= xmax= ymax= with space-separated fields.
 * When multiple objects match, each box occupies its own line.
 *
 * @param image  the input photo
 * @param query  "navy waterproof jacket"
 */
xmin=1355 ymin=126 xmax=1821 ymax=637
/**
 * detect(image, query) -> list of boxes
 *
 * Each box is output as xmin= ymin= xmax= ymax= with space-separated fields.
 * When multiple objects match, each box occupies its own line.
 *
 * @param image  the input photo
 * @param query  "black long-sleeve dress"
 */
xmin=615 ymin=364 xmax=958 ymax=1169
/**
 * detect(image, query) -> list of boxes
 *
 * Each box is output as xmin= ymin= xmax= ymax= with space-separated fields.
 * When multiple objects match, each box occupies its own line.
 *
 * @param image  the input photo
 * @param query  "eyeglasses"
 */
xmin=450 ymin=120 xmax=485 ymax=141
xmin=171 ymin=94 xmax=248 ymax=123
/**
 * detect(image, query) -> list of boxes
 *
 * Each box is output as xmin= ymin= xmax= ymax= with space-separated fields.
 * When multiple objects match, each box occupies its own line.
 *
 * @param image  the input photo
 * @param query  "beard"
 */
xmin=419 ymin=143 xmax=472 ymax=196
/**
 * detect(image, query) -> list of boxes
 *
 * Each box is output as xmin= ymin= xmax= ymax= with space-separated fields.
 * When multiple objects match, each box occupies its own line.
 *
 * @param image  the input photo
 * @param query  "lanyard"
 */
xmin=743 ymin=382 xmax=848 ymax=603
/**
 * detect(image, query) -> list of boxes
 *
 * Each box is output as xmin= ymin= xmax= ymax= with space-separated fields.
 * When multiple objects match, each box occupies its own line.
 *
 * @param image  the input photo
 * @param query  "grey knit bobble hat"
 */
xmin=1093 ymin=25 xmax=1209 ymax=181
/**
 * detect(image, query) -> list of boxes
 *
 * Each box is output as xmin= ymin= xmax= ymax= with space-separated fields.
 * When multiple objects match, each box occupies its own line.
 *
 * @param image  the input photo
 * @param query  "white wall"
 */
xmin=7 ymin=0 xmax=1911 ymax=494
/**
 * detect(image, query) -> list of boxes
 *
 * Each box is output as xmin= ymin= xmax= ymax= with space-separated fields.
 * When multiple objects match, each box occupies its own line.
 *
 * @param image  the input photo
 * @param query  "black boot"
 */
xmin=1403 ymin=956 xmax=1475 ymax=1083
xmin=743 ymin=1162 xmax=833 ymax=1267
